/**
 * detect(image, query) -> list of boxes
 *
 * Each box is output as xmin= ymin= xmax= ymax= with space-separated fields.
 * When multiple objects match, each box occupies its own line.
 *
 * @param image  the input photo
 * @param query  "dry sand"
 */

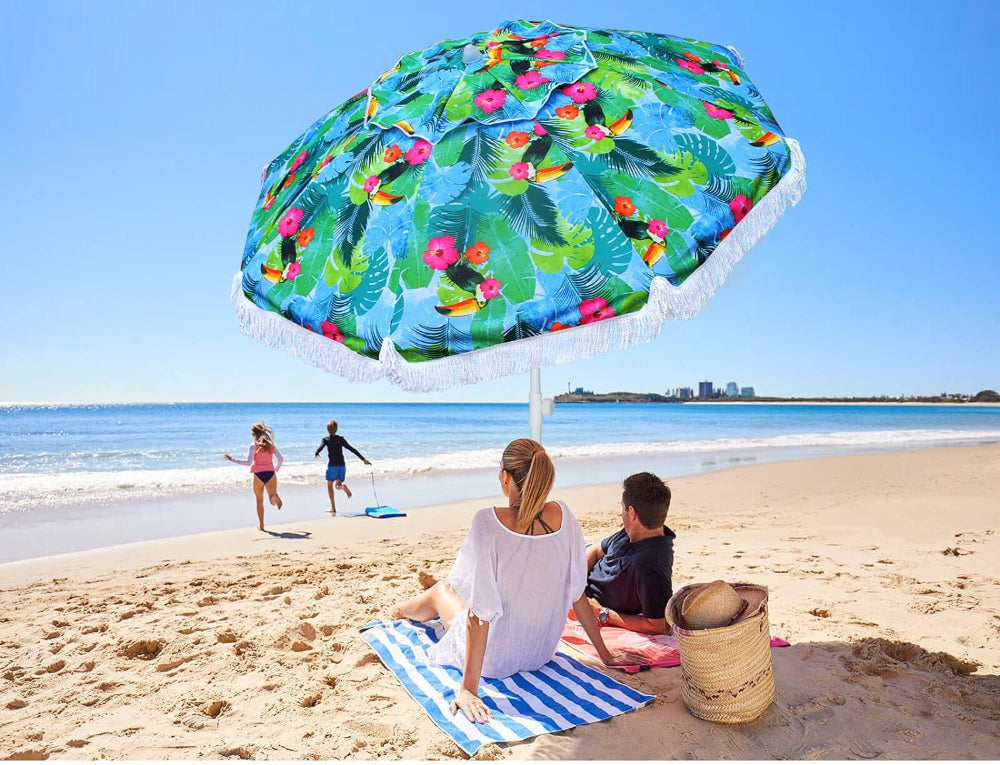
xmin=1 ymin=446 xmax=997 ymax=760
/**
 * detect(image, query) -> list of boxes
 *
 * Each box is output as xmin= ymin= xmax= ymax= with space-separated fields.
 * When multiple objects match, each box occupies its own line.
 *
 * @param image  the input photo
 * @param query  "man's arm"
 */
xmin=586 ymin=543 xmax=605 ymax=572
xmin=599 ymin=603 xmax=668 ymax=635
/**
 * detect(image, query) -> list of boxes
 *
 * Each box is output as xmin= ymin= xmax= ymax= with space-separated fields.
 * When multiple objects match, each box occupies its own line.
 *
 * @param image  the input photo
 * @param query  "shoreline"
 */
xmin=1 ymin=445 xmax=997 ymax=759
xmin=6 ymin=437 xmax=1000 ymax=564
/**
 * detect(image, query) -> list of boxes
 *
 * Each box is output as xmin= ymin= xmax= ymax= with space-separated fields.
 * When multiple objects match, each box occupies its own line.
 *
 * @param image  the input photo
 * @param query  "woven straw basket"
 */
xmin=665 ymin=582 xmax=775 ymax=724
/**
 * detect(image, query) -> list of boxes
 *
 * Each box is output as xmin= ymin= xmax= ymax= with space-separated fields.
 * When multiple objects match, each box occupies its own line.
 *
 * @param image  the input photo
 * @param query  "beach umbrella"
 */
xmin=233 ymin=19 xmax=805 ymax=439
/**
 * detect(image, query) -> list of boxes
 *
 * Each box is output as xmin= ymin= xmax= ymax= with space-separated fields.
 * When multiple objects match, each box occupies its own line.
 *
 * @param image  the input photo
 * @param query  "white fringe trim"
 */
xmin=725 ymin=45 xmax=746 ymax=69
xmin=232 ymin=138 xmax=806 ymax=392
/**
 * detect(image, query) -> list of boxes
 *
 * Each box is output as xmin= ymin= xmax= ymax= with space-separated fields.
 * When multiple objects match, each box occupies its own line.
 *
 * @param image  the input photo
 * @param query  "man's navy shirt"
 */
xmin=585 ymin=526 xmax=676 ymax=619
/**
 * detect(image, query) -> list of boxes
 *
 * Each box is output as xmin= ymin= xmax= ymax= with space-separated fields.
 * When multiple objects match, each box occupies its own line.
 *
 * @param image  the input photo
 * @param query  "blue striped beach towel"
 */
xmin=359 ymin=619 xmax=654 ymax=755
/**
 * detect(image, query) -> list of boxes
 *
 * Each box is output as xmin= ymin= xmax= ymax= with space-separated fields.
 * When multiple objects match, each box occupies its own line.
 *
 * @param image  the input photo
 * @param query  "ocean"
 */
xmin=2 ymin=402 xmax=1000 ymax=562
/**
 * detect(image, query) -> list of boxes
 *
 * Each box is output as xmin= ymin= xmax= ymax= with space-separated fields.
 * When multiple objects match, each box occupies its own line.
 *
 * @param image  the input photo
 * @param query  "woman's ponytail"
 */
xmin=501 ymin=438 xmax=555 ymax=532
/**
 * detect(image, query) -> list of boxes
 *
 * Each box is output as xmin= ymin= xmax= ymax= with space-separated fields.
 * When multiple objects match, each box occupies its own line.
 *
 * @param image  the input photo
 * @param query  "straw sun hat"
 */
xmin=679 ymin=580 xmax=764 ymax=630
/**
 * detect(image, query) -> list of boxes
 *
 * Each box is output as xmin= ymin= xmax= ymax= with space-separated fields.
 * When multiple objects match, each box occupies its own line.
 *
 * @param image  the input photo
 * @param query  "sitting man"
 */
xmin=582 ymin=472 xmax=675 ymax=634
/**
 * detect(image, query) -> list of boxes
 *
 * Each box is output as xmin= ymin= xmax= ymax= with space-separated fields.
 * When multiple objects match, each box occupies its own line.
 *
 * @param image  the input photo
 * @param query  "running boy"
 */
xmin=314 ymin=419 xmax=371 ymax=515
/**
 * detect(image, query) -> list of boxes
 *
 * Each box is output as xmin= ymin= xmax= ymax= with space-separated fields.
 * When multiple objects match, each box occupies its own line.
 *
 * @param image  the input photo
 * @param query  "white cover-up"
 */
xmin=428 ymin=501 xmax=587 ymax=679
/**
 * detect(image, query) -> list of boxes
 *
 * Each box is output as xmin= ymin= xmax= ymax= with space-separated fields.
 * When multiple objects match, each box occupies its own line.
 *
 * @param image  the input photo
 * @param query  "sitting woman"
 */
xmin=391 ymin=438 xmax=631 ymax=723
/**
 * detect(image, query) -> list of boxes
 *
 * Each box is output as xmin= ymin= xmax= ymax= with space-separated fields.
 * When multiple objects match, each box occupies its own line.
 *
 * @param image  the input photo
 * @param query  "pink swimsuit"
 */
xmin=231 ymin=444 xmax=284 ymax=473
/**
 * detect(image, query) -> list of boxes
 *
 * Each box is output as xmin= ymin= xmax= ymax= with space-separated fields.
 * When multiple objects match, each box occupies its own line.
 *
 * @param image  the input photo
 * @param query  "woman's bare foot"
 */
xmin=274 ymin=494 xmax=283 ymax=510
xmin=390 ymin=605 xmax=405 ymax=619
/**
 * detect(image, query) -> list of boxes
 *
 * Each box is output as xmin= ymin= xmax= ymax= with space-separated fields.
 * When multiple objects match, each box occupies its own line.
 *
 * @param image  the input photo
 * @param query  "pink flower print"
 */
xmin=479 ymin=277 xmax=502 ymax=300
xmin=703 ymin=101 xmax=734 ymax=120
xmin=509 ymin=162 xmax=532 ymax=180
xmin=676 ymin=58 xmax=705 ymax=74
xmin=730 ymin=194 xmax=753 ymax=224
xmin=405 ymin=138 xmax=432 ymax=166
xmin=579 ymin=297 xmax=616 ymax=324
xmin=363 ymin=175 xmax=381 ymax=193
xmin=475 ymin=89 xmax=507 ymax=114
xmin=423 ymin=234 xmax=460 ymax=270
xmin=647 ymin=219 xmax=669 ymax=240
xmin=321 ymin=321 xmax=344 ymax=343
xmin=562 ymin=82 xmax=598 ymax=103
xmin=533 ymin=121 xmax=547 ymax=136
xmin=289 ymin=150 xmax=308 ymax=172
xmin=277 ymin=207 xmax=304 ymax=237
xmin=515 ymin=70 xmax=550 ymax=90
xmin=585 ymin=124 xmax=609 ymax=140
xmin=535 ymin=48 xmax=566 ymax=60
xmin=283 ymin=262 xmax=301 ymax=280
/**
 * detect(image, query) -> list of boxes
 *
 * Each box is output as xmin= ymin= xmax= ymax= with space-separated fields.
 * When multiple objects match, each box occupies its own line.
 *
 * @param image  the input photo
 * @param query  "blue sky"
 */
xmin=2 ymin=0 xmax=998 ymax=403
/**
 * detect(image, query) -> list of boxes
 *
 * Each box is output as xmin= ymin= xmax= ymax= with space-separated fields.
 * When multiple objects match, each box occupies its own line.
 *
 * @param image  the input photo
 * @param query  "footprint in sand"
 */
xmin=118 ymin=639 xmax=164 ymax=660
xmin=5 ymin=749 xmax=48 ymax=760
xmin=354 ymin=652 xmax=381 ymax=668
xmin=203 ymin=700 xmax=229 ymax=718
xmin=43 ymin=660 xmax=65 ymax=674
xmin=219 ymin=746 xmax=255 ymax=759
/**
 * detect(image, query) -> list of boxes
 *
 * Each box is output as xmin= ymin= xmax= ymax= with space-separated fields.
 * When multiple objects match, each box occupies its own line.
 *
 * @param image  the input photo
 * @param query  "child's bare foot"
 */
xmin=258 ymin=524 xmax=265 ymax=531
xmin=325 ymin=507 xmax=337 ymax=516
xmin=343 ymin=485 xmax=352 ymax=499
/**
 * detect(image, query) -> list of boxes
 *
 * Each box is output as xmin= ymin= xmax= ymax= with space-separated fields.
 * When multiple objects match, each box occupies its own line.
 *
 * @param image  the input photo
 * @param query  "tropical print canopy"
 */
xmin=235 ymin=19 xmax=805 ymax=390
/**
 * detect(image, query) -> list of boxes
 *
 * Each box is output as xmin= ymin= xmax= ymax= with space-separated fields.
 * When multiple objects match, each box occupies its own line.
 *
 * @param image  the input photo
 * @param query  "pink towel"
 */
xmin=561 ymin=620 xmax=790 ymax=673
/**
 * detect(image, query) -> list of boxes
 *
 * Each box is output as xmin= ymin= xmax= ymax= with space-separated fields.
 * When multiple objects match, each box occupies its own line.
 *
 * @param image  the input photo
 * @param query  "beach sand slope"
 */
xmin=1 ymin=446 xmax=997 ymax=759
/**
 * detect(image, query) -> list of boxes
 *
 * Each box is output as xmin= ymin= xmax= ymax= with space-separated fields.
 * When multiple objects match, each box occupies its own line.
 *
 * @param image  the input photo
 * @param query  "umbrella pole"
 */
xmin=529 ymin=368 xmax=543 ymax=442
xmin=529 ymin=368 xmax=554 ymax=443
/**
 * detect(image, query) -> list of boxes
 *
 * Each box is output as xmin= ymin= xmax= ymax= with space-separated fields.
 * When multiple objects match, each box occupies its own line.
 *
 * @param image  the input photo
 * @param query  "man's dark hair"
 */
xmin=622 ymin=472 xmax=671 ymax=530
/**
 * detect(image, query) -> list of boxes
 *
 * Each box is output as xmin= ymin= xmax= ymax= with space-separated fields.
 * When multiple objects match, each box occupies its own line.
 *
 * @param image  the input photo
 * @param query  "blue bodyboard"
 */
xmin=365 ymin=504 xmax=406 ymax=519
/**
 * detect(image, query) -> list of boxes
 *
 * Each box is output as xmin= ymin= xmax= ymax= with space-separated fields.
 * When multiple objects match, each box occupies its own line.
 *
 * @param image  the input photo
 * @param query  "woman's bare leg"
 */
xmin=252 ymin=478 xmax=266 ymax=530
xmin=264 ymin=476 xmax=282 ymax=510
xmin=391 ymin=582 xmax=465 ymax=624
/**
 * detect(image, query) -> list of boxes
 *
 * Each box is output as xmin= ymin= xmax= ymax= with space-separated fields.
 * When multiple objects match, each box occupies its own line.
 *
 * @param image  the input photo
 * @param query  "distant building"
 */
xmin=740 ymin=386 xmax=755 ymax=398
xmin=726 ymin=381 xmax=739 ymax=397
xmin=698 ymin=380 xmax=713 ymax=399
xmin=678 ymin=387 xmax=693 ymax=400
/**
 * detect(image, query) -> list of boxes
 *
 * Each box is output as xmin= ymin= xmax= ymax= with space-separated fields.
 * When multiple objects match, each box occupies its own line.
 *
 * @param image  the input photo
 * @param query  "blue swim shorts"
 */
xmin=325 ymin=465 xmax=347 ymax=482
